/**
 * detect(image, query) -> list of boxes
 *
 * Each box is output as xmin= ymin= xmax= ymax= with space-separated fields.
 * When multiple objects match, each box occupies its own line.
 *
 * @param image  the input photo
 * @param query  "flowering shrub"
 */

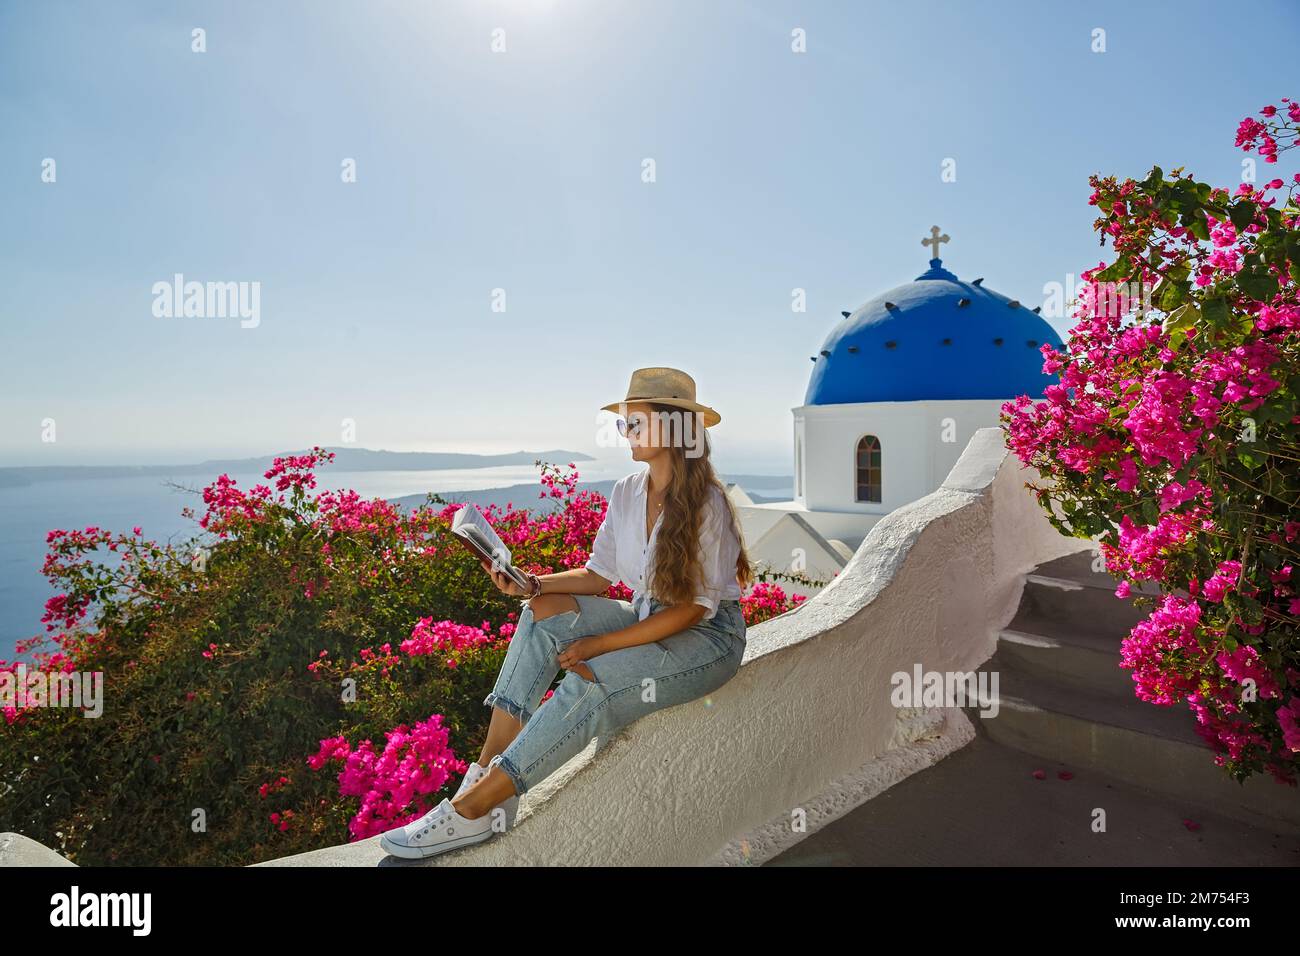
xmin=1002 ymin=100 xmax=1300 ymax=786
xmin=306 ymin=715 xmax=467 ymax=841
xmin=740 ymin=580 xmax=809 ymax=625
xmin=1 ymin=450 xmax=810 ymax=863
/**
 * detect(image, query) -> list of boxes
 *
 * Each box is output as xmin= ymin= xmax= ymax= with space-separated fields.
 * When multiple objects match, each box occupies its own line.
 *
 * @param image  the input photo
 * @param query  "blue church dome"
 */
xmin=804 ymin=243 xmax=1065 ymax=406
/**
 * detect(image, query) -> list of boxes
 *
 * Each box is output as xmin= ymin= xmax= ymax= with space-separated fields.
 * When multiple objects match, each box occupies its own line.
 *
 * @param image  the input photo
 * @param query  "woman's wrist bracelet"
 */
xmin=527 ymin=573 xmax=542 ymax=598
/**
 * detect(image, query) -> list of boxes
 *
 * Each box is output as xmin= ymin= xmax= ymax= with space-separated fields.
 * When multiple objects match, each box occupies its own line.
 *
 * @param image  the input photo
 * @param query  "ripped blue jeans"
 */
xmin=483 ymin=593 xmax=747 ymax=797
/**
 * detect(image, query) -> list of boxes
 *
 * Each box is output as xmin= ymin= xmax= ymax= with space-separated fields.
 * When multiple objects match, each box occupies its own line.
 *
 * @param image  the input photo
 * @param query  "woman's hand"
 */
xmin=556 ymin=637 xmax=600 ymax=681
xmin=479 ymin=556 xmax=531 ymax=597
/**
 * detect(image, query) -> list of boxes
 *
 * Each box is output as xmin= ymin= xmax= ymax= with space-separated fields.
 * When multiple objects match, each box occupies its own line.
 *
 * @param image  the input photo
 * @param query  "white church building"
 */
xmin=728 ymin=231 xmax=1066 ymax=598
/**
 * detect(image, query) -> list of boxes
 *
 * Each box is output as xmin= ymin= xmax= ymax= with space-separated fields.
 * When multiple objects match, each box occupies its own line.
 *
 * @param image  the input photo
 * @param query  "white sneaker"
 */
xmin=456 ymin=760 xmax=520 ymax=829
xmin=455 ymin=761 xmax=489 ymax=797
xmin=379 ymin=797 xmax=495 ymax=859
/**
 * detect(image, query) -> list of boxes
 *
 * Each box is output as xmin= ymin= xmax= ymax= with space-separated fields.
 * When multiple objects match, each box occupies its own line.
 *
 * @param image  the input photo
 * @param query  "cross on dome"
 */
xmin=921 ymin=225 xmax=950 ymax=261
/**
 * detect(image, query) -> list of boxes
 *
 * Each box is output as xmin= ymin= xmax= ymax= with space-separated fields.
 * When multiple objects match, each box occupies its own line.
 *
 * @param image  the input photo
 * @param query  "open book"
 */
xmin=450 ymin=504 xmax=533 ymax=592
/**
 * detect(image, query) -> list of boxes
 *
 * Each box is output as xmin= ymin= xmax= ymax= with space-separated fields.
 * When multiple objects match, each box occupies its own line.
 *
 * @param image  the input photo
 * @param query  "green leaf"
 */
xmin=1200 ymin=297 xmax=1230 ymax=329
xmin=1238 ymin=594 xmax=1265 ymax=626
xmin=1227 ymin=200 xmax=1256 ymax=232
xmin=1285 ymin=231 xmax=1300 ymax=264
xmin=1238 ymin=268 xmax=1279 ymax=302
xmin=1140 ymin=497 xmax=1159 ymax=524
xmin=1094 ymin=260 xmax=1128 ymax=283
xmin=1161 ymin=303 xmax=1197 ymax=333
xmin=1158 ymin=279 xmax=1188 ymax=311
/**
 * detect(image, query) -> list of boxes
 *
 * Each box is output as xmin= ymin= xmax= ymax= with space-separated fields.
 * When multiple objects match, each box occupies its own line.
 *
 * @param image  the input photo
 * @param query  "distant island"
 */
xmin=0 ymin=448 xmax=596 ymax=488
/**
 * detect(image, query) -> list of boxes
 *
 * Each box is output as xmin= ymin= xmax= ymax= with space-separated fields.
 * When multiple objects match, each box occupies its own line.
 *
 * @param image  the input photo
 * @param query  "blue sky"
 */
xmin=2 ymin=0 xmax=1296 ymax=470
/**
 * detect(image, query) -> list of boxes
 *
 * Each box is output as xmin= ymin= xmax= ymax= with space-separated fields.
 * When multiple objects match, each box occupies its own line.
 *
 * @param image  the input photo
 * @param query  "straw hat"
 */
xmin=601 ymin=367 xmax=721 ymax=428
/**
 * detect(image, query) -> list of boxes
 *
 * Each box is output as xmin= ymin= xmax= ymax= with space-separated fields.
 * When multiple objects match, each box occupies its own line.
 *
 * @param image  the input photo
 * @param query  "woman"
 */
xmin=380 ymin=367 xmax=754 ymax=859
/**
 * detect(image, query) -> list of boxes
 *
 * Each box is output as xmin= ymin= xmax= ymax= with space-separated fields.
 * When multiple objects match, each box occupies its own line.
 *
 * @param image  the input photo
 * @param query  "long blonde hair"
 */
xmin=643 ymin=402 xmax=754 ymax=607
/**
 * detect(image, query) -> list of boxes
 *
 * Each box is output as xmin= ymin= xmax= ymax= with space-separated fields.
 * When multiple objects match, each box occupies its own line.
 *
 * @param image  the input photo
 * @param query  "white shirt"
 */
xmin=584 ymin=469 xmax=742 ymax=622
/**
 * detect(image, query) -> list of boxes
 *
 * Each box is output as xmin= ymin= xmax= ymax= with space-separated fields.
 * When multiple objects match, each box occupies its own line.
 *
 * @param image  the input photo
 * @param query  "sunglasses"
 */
xmin=616 ymin=416 xmax=647 ymax=438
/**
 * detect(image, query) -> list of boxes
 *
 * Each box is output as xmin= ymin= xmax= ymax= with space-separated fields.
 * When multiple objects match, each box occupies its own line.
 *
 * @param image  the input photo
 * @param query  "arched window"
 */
xmin=855 ymin=435 xmax=881 ymax=503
